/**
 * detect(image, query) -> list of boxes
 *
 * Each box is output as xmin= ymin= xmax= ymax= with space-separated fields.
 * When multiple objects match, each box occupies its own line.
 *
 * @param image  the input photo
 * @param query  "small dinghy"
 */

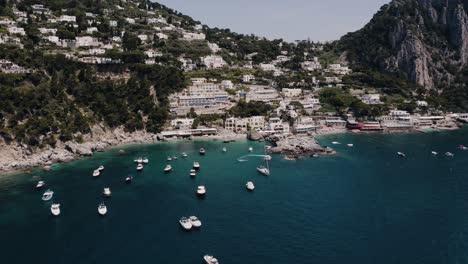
xmin=164 ymin=165 xmax=172 ymax=172
xmin=179 ymin=217 xmax=192 ymax=230
xmin=189 ymin=216 xmax=202 ymax=228
xmin=50 ymin=203 xmax=60 ymax=216
xmin=246 ymin=181 xmax=255 ymax=191
xmin=136 ymin=163 xmax=143 ymax=171
xmin=93 ymin=170 xmax=100 ymax=177
xmin=125 ymin=176 xmax=133 ymax=183
xmin=197 ymin=185 xmax=206 ymax=195
xmin=36 ymin=181 xmax=45 ymax=189
xmin=42 ymin=189 xmax=54 ymax=201
xmin=98 ymin=202 xmax=107 ymax=216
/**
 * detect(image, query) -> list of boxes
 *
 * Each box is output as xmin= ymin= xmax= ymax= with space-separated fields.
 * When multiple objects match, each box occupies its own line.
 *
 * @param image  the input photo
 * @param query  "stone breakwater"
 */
xmin=0 ymin=125 xmax=158 ymax=172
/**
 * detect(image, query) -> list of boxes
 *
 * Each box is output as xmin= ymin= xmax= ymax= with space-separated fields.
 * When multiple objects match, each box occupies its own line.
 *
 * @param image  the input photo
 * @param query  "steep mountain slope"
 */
xmin=339 ymin=0 xmax=468 ymax=90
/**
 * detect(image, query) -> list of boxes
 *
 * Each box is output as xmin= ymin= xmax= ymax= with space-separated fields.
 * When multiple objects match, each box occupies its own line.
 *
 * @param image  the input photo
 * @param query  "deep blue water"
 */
xmin=1 ymin=128 xmax=468 ymax=264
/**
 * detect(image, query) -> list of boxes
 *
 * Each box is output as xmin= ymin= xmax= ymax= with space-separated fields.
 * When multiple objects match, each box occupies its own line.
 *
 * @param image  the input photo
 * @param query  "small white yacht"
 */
xmin=142 ymin=157 xmax=149 ymax=164
xmin=93 ymin=169 xmax=100 ymax=177
xmin=246 ymin=181 xmax=255 ymax=191
xmin=248 ymin=147 xmax=253 ymax=152
xmin=445 ymin=152 xmax=455 ymax=157
xmin=98 ymin=203 xmax=107 ymax=216
xmin=36 ymin=181 xmax=45 ymax=189
xmin=97 ymin=165 xmax=105 ymax=171
xmin=164 ymin=165 xmax=172 ymax=172
xmin=136 ymin=163 xmax=143 ymax=171
xmin=431 ymin=151 xmax=438 ymax=155
xmin=50 ymin=203 xmax=60 ymax=216
xmin=222 ymin=147 xmax=227 ymax=152
xmin=347 ymin=144 xmax=354 ymax=147
xmin=193 ymin=162 xmax=200 ymax=169
xmin=189 ymin=216 xmax=202 ymax=228
xmin=125 ymin=176 xmax=133 ymax=183
xmin=332 ymin=141 xmax=341 ymax=145
xmin=204 ymin=255 xmax=219 ymax=264
xmin=459 ymin=145 xmax=468 ymax=150
xmin=199 ymin=148 xmax=206 ymax=155
xmin=179 ymin=217 xmax=192 ymax=230
xmin=167 ymin=156 xmax=172 ymax=161
xmin=42 ymin=189 xmax=54 ymax=201
xmin=182 ymin=152 xmax=188 ymax=157
xmin=134 ymin=157 xmax=143 ymax=163
xmin=103 ymin=187 xmax=111 ymax=197
xmin=197 ymin=185 xmax=206 ymax=195
xmin=257 ymin=165 xmax=270 ymax=176
xmin=397 ymin=152 xmax=406 ymax=157
xmin=190 ymin=169 xmax=196 ymax=177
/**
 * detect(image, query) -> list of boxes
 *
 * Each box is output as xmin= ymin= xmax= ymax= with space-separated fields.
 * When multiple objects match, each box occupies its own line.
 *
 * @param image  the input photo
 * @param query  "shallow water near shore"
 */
xmin=1 ymin=128 xmax=468 ymax=264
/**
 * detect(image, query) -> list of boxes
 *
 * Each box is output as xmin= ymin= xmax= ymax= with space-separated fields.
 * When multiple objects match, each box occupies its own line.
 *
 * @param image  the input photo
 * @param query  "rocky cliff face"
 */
xmin=340 ymin=0 xmax=468 ymax=89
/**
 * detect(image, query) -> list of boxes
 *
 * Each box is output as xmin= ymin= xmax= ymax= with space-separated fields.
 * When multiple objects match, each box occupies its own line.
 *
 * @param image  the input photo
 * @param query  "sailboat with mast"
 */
xmin=257 ymin=147 xmax=271 ymax=176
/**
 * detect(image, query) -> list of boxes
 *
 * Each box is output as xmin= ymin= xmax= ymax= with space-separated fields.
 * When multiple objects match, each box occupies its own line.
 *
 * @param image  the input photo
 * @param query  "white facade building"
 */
xmin=225 ymin=116 xmax=265 ymax=132
xmin=202 ymin=55 xmax=227 ymax=69
xmin=282 ymin=88 xmax=302 ymax=98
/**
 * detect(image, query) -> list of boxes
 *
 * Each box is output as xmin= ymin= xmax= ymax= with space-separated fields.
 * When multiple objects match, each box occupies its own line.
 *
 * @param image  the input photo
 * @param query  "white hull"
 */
xmin=51 ymin=204 xmax=60 ymax=216
xmin=179 ymin=218 xmax=192 ymax=230
xmin=189 ymin=216 xmax=202 ymax=228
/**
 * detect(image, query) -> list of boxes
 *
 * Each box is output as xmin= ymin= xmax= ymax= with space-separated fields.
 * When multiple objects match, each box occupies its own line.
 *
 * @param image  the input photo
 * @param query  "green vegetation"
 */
xmin=228 ymin=100 xmax=273 ymax=118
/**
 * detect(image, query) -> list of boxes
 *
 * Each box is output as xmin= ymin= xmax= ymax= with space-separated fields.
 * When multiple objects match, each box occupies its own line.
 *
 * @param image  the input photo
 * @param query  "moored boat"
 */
xmin=179 ymin=217 xmax=192 ymax=230
xmin=197 ymin=185 xmax=206 ymax=195
xmin=190 ymin=169 xmax=196 ymax=177
xmin=50 ymin=203 xmax=60 ymax=216
xmin=42 ymin=189 xmax=54 ymax=201
xmin=134 ymin=157 xmax=143 ymax=163
xmin=347 ymin=144 xmax=354 ymax=147
xmin=97 ymin=165 xmax=104 ymax=171
xmin=125 ymin=176 xmax=133 ymax=183
xmin=199 ymin=148 xmax=206 ymax=155
xmin=222 ymin=147 xmax=227 ymax=152
xmin=167 ymin=156 xmax=172 ymax=161
xmin=459 ymin=145 xmax=467 ymax=150
xmin=164 ymin=165 xmax=172 ymax=172
xmin=193 ymin=162 xmax=200 ymax=169
xmin=182 ymin=152 xmax=188 ymax=157
xmin=257 ymin=165 xmax=270 ymax=176
xmin=203 ymin=255 xmax=219 ymax=264
xmin=142 ymin=157 xmax=149 ymax=164
xmin=92 ymin=169 xmax=100 ymax=177
xmin=36 ymin=181 xmax=45 ymax=189
xmin=332 ymin=141 xmax=341 ymax=145
xmin=136 ymin=163 xmax=143 ymax=171
xmin=445 ymin=152 xmax=455 ymax=157
xmin=431 ymin=151 xmax=438 ymax=155
xmin=103 ymin=187 xmax=111 ymax=197
xmin=397 ymin=152 xmax=406 ymax=157
xmin=98 ymin=202 xmax=107 ymax=216
xmin=189 ymin=216 xmax=202 ymax=228
xmin=246 ymin=181 xmax=255 ymax=191
xmin=248 ymin=147 xmax=253 ymax=152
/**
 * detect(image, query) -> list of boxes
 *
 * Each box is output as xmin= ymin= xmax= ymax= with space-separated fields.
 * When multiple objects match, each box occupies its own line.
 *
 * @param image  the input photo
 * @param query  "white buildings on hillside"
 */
xmin=243 ymin=74 xmax=255 ymax=83
xmin=58 ymin=15 xmax=76 ymax=23
xmin=225 ymin=116 xmax=265 ymax=132
xmin=39 ymin=28 xmax=57 ymax=35
xmin=171 ymin=118 xmax=194 ymax=129
xmin=145 ymin=49 xmax=163 ymax=58
xmin=301 ymin=59 xmax=322 ymax=71
xmin=259 ymin=63 xmax=276 ymax=72
xmin=221 ymin=80 xmax=234 ymax=89
xmin=175 ymin=81 xmax=230 ymax=108
xmin=325 ymin=64 xmax=351 ymax=75
xmin=264 ymin=117 xmax=290 ymax=134
xmin=7 ymin=26 xmax=25 ymax=35
xmin=201 ymin=55 xmax=227 ymax=69
xmin=246 ymin=85 xmax=280 ymax=102
xmin=282 ymin=88 xmax=302 ymax=98
xmin=361 ymin=94 xmax=382 ymax=105
xmin=208 ymin=42 xmax=221 ymax=53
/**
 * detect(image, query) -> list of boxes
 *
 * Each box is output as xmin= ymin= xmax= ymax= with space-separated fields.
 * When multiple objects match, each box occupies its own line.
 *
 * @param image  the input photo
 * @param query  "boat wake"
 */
xmin=237 ymin=154 xmax=272 ymax=162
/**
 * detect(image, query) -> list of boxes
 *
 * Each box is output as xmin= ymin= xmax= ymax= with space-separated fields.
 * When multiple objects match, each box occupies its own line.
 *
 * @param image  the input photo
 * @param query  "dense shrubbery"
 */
xmin=228 ymin=100 xmax=274 ymax=118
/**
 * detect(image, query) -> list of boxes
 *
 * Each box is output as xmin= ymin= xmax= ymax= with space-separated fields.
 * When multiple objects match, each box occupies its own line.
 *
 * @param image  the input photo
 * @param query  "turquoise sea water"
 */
xmin=1 ymin=128 xmax=468 ymax=264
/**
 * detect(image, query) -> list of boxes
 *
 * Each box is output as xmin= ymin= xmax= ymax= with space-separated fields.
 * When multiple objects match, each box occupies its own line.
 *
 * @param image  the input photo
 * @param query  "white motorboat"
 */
xmin=445 ymin=152 xmax=455 ymax=157
xmin=204 ymin=255 xmax=219 ymax=264
xmin=459 ymin=145 xmax=468 ymax=150
xmin=172 ymin=156 xmax=178 ymax=160
xmin=246 ymin=181 xmax=255 ymax=191
xmin=190 ymin=169 xmax=196 ymax=177
xmin=103 ymin=187 xmax=111 ymax=197
xmin=179 ymin=217 xmax=192 ymax=230
xmin=42 ymin=189 xmax=54 ymax=201
xmin=312 ymin=153 xmax=319 ymax=158
xmin=50 ymin=203 xmax=60 ymax=216
xmin=397 ymin=152 xmax=406 ymax=157
xmin=197 ymin=185 xmax=206 ymax=195
xmin=431 ymin=151 xmax=438 ymax=155
xmin=167 ymin=156 xmax=172 ymax=161
xmin=193 ymin=162 xmax=200 ymax=169
xmin=134 ymin=157 xmax=143 ymax=163
xmin=222 ymin=147 xmax=227 ymax=152
xmin=182 ymin=152 xmax=188 ymax=157
xmin=199 ymin=148 xmax=206 ymax=155
xmin=36 ymin=181 xmax=45 ymax=189
xmin=347 ymin=144 xmax=354 ymax=147
xmin=248 ymin=147 xmax=253 ymax=152
xmin=164 ymin=165 xmax=172 ymax=172
xmin=125 ymin=176 xmax=133 ymax=183
xmin=98 ymin=203 xmax=107 ymax=216
xmin=136 ymin=163 xmax=143 ymax=171
xmin=332 ymin=141 xmax=341 ymax=145
xmin=257 ymin=165 xmax=270 ymax=176
xmin=189 ymin=216 xmax=202 ymax=228
xmin=97 ymin=165 xmax=104 ymax=171
xmin=93 ymin=169 xmax=100 ymax=177
xmin=264 ymin=155 xmax=272 ymax=161
xmin=142 ymin=157 xmax=149 ymax=164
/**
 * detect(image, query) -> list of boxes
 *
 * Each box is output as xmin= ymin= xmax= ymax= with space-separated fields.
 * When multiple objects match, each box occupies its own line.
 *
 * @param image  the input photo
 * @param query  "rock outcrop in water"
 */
xmin=340 ymin=0 xmax=468 ymax=89
xmin=265 ymin=135 xmax=335 ymax=159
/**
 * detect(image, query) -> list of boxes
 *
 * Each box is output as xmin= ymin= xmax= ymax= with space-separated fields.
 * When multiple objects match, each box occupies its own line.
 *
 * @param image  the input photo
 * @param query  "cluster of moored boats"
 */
xmin=397 ymin=144 xmax=467 ymax=158
xmin=37 ymin=165 xmax=112 ymax=216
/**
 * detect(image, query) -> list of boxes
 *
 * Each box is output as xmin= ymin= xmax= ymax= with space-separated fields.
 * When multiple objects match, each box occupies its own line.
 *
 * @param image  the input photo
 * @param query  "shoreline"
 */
xmin=0 ymin=124 xmax=463 ymax=174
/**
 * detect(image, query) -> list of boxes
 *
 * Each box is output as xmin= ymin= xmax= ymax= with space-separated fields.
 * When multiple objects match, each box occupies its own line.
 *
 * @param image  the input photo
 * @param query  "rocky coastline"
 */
xmin=0 ymin=125 xmax=159 ymax=173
